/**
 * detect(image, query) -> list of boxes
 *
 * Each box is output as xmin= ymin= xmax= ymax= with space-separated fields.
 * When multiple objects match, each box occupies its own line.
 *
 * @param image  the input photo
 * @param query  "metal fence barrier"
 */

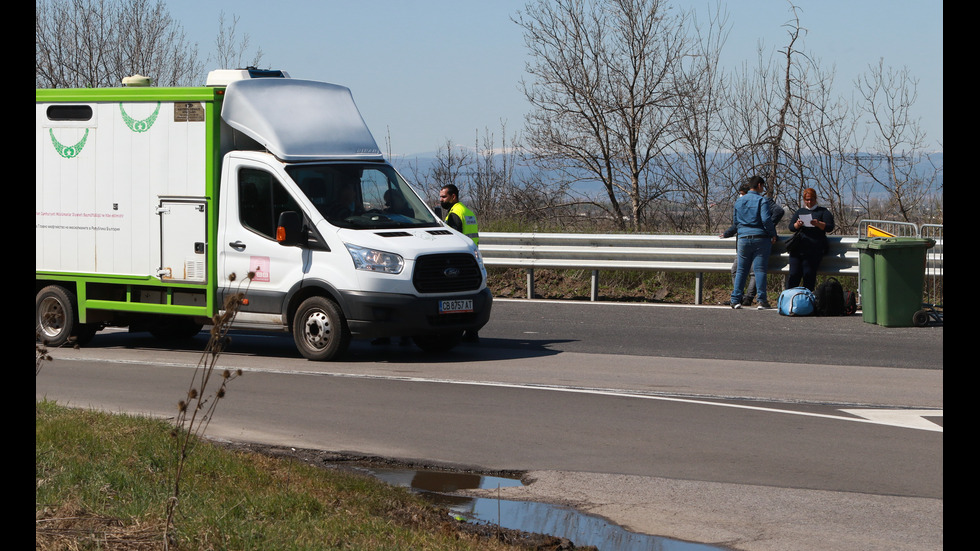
xmin=919 ymin=224 xmax=944 ymax=307
xmin=480 ymin=232 xmax=859 ymax=304
xmin=481 ymin=223 xmax=942 ymax=306
xmin=859 ymin=219 xmax=918 ymax=237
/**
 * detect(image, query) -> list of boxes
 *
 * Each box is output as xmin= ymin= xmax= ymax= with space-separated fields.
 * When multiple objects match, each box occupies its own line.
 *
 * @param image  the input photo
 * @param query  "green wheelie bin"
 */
xmin=856 ymin=237 xmax=935 ymax=327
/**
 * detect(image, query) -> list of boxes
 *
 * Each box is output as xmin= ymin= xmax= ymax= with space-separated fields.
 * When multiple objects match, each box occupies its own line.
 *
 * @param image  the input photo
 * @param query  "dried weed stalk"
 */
xmin=36 ymin=336 xmax=52 ymax=376
xmin=35 ymin=328 xmax=82 ymax=376
xmin=164 ymin=274 xmax=251 ymax=549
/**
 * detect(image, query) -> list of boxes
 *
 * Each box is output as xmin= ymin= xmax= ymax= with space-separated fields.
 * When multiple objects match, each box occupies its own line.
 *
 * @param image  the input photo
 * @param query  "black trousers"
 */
xmin=787 ymin=249 xmax=824 ymax=291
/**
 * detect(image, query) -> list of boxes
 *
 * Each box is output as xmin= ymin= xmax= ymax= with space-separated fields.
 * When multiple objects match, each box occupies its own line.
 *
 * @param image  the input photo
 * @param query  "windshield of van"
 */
xmin=285 ymin=163 xmax=440 ymax=229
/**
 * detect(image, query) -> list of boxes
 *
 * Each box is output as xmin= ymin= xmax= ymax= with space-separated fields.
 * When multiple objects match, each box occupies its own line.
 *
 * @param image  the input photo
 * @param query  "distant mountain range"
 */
xmin=389 ymin=150 xmax=943 ymax=201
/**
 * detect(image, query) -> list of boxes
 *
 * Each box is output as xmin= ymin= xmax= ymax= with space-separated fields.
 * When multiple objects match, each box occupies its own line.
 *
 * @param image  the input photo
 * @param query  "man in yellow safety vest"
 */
xmin=439 ymin=184 xmax=479 ymax=245
xmin=439 ymin=184 xmax=480 ymax=342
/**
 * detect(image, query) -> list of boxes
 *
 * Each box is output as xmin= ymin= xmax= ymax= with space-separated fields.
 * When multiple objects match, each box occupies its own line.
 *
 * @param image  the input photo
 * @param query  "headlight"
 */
xmin=345 ymin=244 xmax=404 ymax=274
xmin=474 ymin=249 xmax=487 ymax=278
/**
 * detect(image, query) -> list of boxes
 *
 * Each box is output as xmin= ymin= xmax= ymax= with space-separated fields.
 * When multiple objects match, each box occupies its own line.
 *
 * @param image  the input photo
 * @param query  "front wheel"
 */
xmin=293 ymin=297 xmax=350 ymax=361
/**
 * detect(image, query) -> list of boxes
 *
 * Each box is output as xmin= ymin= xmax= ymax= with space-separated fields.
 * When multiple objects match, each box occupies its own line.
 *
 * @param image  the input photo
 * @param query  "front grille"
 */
xmin=413 ymin=253 xmax=483 ymax=293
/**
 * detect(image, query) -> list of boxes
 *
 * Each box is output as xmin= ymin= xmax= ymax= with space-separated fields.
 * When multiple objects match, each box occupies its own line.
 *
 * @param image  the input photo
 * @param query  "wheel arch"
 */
xmin=284 ymin=279 xmax=348 ymax=331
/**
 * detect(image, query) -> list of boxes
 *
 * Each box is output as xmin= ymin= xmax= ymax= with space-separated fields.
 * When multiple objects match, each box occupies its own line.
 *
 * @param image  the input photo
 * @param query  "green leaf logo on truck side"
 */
xmin=49 ymin=128 xmax=89 ymax=159
xmin=120 ymin=102 xmax=160 ymax=133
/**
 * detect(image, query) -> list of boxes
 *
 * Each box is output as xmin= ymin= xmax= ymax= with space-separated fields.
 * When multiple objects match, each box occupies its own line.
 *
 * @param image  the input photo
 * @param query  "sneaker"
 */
xmin=757 ymin=300 xmax=771 ymax=310
xmin=731 ymin=302 xmax=742 ymax=309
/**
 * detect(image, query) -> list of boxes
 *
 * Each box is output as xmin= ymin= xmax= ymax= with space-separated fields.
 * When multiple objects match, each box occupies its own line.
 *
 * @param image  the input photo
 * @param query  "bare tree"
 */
xmin=36 ymin=0 xmax=202 ymax=88
xmin=408 ymin=139 xmax=475 ymax=211
xmin=855 ymin=59 xmax=939 ymax=223
xmin=665 ymin=2 xmax=731 ymax=232
xmin=721 ymin=4 xmax=821 ymax=213
xmin=763 ymin=11 xmax=803 ymax=201
xmin=210 ymin=11 xmax=264 ymax=71
xmin=720 ymin=2 xmax=876 ymax=237
xmin=796 ymin=64 xmax=863 ymax=233
xmin=515 ymin=0 xmax=689 ymax=231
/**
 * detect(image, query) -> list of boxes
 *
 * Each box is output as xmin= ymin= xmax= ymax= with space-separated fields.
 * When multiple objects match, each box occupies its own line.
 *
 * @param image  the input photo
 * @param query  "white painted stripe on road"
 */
xmin=345 ymin=375 xmax=942 ymax=433
xmin=73 ymin=356 xmax=940 ymax=433
xmin=839 ymin=409 xmax=944 ymax=431
xmin=495 ymin=297 xmax=729 ymax=309
xmin=360 ymin=376 xmax=939 ymax=433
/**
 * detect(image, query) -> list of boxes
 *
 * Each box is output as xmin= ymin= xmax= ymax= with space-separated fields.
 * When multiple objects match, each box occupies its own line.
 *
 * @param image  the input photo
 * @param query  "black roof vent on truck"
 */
xmin=426 ymin=230 xmax=453 ymax=236
xmin=376 ymin=232 xmax=412 ymax=237
xmin=247 ymin=68 xmax=288 ymax=78
xmin=413 ymin=253 xmax=482 ymax=293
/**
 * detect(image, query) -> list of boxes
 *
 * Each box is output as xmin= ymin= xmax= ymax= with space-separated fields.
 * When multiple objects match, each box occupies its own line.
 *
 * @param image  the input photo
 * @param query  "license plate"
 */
xmin=439 ymin=299 xmax=473 ymax=314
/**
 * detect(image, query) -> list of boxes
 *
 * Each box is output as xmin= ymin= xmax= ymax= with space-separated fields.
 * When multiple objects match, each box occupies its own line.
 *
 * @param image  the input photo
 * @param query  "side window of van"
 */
xmin=238 ymin=168 xmax=302 ymax=240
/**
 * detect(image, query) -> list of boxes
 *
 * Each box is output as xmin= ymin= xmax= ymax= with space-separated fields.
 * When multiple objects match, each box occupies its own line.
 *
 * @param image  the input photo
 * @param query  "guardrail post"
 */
xmin=695 ymin=272 xmax=704 ymax=305
xmin=525 ymin=268 xmax=535 ymax=299
xmin=591 ymin=270 xmax=599 ymax=301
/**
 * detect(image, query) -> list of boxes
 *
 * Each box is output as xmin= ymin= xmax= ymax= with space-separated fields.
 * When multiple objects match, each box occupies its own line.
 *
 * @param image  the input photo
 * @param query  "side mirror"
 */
xmin=433 ymin=206 xmax=443 ymax=219
xmin=276 ymin=211 xmax=304 ymax=246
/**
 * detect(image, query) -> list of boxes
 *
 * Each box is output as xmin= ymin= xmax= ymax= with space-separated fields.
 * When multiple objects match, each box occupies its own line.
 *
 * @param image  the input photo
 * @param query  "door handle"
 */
xmin=229 ymin=241 xmax=246 ymax=251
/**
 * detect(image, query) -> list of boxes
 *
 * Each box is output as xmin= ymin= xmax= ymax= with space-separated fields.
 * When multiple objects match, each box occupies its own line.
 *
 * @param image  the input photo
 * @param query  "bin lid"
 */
xmin=858 ymin=237 xmax=935 ymax=250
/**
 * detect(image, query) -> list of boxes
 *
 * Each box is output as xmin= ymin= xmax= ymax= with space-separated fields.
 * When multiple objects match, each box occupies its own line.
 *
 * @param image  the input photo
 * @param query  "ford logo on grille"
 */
xmin=443 ymin=267 xmax=460 ymax=278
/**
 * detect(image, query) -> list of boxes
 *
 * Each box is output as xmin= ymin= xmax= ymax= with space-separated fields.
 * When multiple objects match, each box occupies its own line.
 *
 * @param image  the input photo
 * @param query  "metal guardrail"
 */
xmin=859 ymin=219 xmax=918 ymax=237
xmin=480 ymin=232 xmax=859 ymax=304
xmin=919 ymin=225 xmax=944 ymax=307
xmin=482 ymin=221 xmax=943 ymax=306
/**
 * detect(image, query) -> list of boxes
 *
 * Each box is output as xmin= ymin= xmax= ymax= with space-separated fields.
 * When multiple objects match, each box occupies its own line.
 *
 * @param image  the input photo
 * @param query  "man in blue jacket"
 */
xmin=730 ymin=176 xmax=777 ymax=309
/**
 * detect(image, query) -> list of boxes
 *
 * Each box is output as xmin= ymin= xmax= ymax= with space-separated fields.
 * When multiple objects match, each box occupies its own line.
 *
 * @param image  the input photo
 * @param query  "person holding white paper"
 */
xmin=787 ymin=188 xmax=835 ymax=290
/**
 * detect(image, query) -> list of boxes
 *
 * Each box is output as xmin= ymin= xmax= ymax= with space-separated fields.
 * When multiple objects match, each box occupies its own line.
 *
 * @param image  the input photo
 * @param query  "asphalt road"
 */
xmin=36 ymin=299 xmax=943 ymax=551
xmin=479 ymin=299 xmax=943 ymax=369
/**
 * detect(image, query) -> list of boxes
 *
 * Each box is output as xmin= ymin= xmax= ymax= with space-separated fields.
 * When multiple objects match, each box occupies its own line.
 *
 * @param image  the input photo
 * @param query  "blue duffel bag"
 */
xmin=778 ymin=287 xmax=816 ymax=316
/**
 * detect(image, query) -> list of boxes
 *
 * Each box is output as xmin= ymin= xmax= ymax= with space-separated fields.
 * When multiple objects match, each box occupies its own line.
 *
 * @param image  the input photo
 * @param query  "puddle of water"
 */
xmin=369 ymin=468 xmax=521 ymax=508
xmin=363 ymin=467 xmax=727 ymax=551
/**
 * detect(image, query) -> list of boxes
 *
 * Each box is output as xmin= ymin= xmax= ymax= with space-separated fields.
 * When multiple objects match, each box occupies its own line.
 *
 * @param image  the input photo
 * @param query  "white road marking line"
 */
xmin=839 ymin=409 xmax=943 ymax=431
xmin=61 ymin=356 xmax=941 ymax=433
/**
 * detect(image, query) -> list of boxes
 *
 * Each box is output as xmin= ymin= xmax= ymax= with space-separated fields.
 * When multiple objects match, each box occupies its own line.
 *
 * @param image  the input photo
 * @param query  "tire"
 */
xmin=293 ymin=296 xmax=350 ymax=361
xmin=912 ymin=309 xmax=930 ymax=327
xmin=412 ymin=331 xmax=463 ymax=354
xmin=36 ymin=285 xmax=77 ymax=347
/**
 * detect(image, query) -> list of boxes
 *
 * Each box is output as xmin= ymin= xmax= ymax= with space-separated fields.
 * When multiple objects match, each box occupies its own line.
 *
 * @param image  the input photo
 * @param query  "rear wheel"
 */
xmin=293 ymin=296 xmax=350 ymax=361
xmin=36 ymin=285 xmax=77 ymax=347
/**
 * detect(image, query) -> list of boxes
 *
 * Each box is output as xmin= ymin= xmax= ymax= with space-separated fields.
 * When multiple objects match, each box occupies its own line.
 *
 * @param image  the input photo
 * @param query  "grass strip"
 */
xmin=36 ymin=400 xmax=537 ymax=551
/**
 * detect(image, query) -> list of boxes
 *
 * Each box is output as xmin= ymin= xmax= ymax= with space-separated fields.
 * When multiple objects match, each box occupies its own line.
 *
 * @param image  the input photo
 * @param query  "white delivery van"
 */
xmin=36 ymin=69 xmax=491 ymax=360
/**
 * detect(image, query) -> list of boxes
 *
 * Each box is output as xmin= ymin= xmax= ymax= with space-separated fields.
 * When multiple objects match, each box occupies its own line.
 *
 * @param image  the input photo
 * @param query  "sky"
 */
xmin=165 ymin=0 xmax=943 ymax=157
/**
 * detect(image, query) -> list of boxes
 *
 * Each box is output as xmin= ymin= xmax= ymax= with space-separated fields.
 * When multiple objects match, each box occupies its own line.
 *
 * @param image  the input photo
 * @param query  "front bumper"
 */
xmin=339 ymin=288 xmax=492 ymax=338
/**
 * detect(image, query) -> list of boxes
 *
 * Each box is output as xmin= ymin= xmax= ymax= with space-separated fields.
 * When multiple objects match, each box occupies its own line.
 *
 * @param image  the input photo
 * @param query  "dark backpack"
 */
xmin=815 ymin=277 xmax=846 ymax=316
xmin=843 ymin=291 xmax=857 ymax=315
